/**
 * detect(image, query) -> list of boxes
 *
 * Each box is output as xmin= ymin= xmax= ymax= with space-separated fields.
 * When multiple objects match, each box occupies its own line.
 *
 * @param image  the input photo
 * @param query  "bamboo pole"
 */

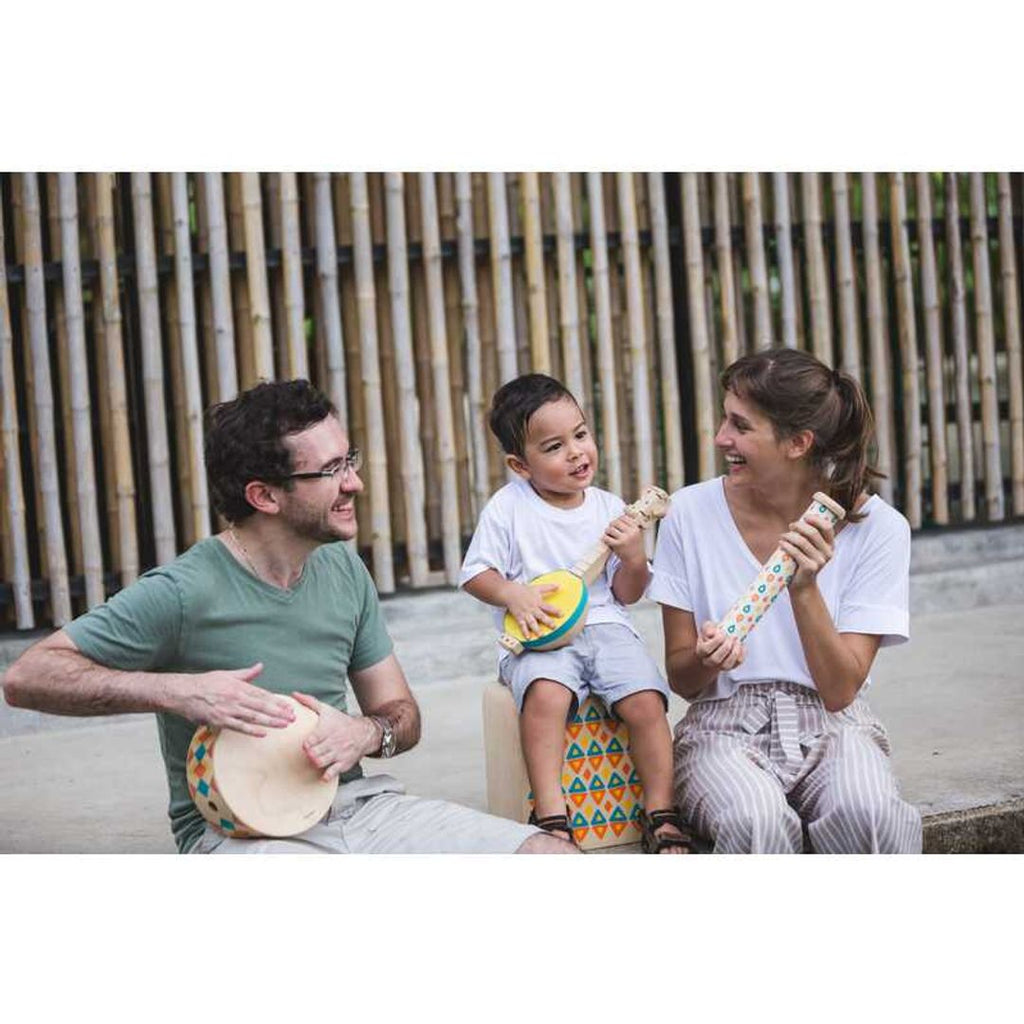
xmin=131 ymin=173 xmax=177 ymax=563
xmin=155 ymin=174 xmax=192 ymax=545
xmin=420 ymin=173 xmax=461 ymax=584
xmin=473 ymin=174 xmax=504 ymax=495
xmin=171 ymin=173 xmax=212 ymax=542
xmin=832 ymin=172 xmax=862 ymax=380
xmin=571 ymin=174 xmax=595 ymax=427
xmin=203 ymin=173 xmax=237 ymax=401
xmin=46 ymin=175 xmax=83 ymax=581
xmin=682 ymin=173 xmax=716 ymax=479
xmin=743 ymin=173 xmax=771 ymax=349
xmin=350 ymin=172 xmax=395 ymax=592
xmin=370 ymin=175 xmax=408 ymax=556
xmin=227 ymin=174 xmax=255 ymax=388
xmin=861 ymin=173 xmax=895 ymax=505
xmin=915 ymin=173 xmax=950 ymax=525
xmin=945 ymin=173 xmax=975 ymax=521
xmin=454 ymin=172 xmax=489 ymax=520
xmin=552 ymin=172 xmax=585 ymax=402
xmin=772 ymin=173 xmax=798 ymax=349
xmin=890 ymin=173 xmax=923 ymax=528
xmin=586 ymin=172 xmax=623 ymax=496
xmin=487 ymin=172 xmax=518 ymax=383
xmin=22 ymin=173 xmax=72 ymax=623
xmin=712 ymin=173 xmax=739 ymax=366
xmin=335 ymin=175 xmax=370 ymax=549
xmin=195 ymin=176 xmax=221 ymax=403
xmin=95 ymin=172 xmax=139 ymax=585
xmin=603 ymin=177 xmax=634 ymax=493
xmin=540 ymin=176 xmax=563 ymax=382
xmin=314 ymin=173 xmax=348 ymax=425
xmin=0 ymin=195 xmax=33 ymax=627
xmin=58 ymin=173 xmax=105 ymax=607
xmin=727 ymin=176 xmax=748 ymax=356
xmin=9 ymin=176 xmax=44 ymax=585
xmin=265 ymin=174 xmax=288 ymax=378
xmin=280 ymin=172 xmax=307 ymax=379
xmin=997 ymin=172 xmax=1024 ymax=515
xmin=241 ymin=172 xmax=274 ymax=380
xmin=438 ymin=173 xmax=472 ymax=532
xmin=403 ymin=179 xmax=440 ymax=545
xmin=81 ymin=177 xmax=119 ymax=575
xmin=616 ymin=173 xmax=656 ymax=494
xmin=521 ymin=172 xmax=550 ymax=374
xmin=788 ymin=174 xmax=808 ymax=349
xmin=647 ymin=171 xmax=684 ymax=491
xmin=508 ymin=174 xmax=531 ymax=374
xmin=802 ymin=172 xmax=833 ymax=365
xmin=383 ymin=173 xmax=429 ymax=587
xmin=698 ymin=176 xmax=720 ymax=396
xmin=969 ymin=173 xmax=1005 ymax=521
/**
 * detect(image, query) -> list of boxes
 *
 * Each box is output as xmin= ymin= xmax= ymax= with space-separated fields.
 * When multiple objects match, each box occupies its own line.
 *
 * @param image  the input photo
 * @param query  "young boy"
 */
xmin=460 ymin=374 xmax=691 ymax=853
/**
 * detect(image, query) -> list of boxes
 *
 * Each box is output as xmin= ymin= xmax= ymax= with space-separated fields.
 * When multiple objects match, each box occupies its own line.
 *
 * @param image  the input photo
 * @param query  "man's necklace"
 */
xmin=228 ymin=527 xmax=264 ymax=583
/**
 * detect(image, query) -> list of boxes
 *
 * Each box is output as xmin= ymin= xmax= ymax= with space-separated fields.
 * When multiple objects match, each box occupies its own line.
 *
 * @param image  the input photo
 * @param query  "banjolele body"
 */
xmin=497 ymin=485 xmax=671 ymax=657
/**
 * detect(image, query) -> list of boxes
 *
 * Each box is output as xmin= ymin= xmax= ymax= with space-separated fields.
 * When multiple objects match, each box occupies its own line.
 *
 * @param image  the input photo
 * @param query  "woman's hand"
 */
xmin=695 ymin=621 xmax=746 ymax=672
xmin=504 ymin=581 xmax=563 ymax=638
xmin=779 ymin=513 xmax=835 ymax=592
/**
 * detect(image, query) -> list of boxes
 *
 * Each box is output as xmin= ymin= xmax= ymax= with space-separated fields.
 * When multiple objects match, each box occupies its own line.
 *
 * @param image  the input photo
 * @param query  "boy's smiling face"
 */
xmin=507 ymin=396 xmax=598 ymax=508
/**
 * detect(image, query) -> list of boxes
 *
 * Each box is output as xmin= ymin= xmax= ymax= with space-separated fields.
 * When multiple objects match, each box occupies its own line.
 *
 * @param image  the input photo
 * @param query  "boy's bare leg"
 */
xmin=519 ymin=678 xmax=575 ymax=833
xmin=614 ymin=690 xmax=690 ymax=853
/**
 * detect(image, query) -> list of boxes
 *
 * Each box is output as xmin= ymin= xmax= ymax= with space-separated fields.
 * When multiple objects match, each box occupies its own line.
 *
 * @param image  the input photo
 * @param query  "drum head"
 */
xmin=213 ymin=695 xmax=339 ymax=837
xmin=502 ymin=570 xmax=587 ymax=648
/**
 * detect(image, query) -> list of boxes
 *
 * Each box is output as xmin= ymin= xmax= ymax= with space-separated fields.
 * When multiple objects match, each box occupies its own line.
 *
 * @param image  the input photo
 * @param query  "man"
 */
xmin=3 ymin=379 xmax=575 ymax=854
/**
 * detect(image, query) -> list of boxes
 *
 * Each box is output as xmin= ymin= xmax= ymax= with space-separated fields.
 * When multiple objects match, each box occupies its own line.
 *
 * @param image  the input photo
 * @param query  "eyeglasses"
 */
xmin=284 ymin=446 xmax=362 ymax=482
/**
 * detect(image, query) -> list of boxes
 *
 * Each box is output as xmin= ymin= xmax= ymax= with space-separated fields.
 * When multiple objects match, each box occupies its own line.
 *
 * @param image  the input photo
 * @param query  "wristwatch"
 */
xmin=372 ymin=715 xmax=397 ymax=758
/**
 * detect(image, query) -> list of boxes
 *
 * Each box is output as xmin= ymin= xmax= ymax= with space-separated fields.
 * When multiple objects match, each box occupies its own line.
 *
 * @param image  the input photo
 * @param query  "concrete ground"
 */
xmin=1 ymin=584 xmax=1022 ymax=854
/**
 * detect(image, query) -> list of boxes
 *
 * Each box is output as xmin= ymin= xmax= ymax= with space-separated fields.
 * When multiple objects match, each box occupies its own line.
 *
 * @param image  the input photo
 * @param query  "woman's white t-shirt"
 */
xmin=648 ymin=477 xmax=910 ymax=702
xmin=459 ymin=477 xmax=637 ymax=637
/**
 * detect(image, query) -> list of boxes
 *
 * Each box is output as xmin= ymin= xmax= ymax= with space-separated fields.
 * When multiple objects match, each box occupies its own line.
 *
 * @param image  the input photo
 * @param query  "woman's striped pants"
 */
xmin=673 ymin=682 xmax=922 ymax=854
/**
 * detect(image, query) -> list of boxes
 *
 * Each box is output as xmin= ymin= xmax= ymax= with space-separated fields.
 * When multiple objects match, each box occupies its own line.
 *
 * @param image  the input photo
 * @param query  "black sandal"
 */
xmin=528 ymin=809 xmax=579 ymax=847
xmin=638 ymin=807 xmax=694 ymax=854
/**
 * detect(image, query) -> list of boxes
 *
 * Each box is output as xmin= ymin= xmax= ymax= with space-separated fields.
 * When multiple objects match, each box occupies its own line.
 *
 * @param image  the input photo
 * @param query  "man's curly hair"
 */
xmin=204 ymin=379 xmax=337 ymax=522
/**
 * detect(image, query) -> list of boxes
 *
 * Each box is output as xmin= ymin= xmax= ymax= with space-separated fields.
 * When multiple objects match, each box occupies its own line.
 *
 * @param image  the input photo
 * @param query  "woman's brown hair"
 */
xmin=720 ymin=348 xmax=883 ymax=522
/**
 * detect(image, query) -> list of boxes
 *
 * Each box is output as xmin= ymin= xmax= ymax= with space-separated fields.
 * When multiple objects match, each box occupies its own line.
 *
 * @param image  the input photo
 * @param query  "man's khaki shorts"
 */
xmin=189 ymin=774 xmax=540 ymax=854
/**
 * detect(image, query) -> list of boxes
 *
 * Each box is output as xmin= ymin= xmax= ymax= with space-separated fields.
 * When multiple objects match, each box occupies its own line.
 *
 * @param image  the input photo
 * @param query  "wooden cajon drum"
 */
xmin=482 ymin=681 xmax=643 ymax=850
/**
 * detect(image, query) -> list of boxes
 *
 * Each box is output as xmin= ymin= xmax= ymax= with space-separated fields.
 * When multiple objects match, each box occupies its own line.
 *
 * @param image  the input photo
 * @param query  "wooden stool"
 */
xmin=482 ymin=682 xmax=644 ymax=850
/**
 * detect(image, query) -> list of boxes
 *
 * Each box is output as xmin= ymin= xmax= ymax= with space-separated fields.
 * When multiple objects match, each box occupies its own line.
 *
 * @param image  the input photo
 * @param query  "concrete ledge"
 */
xmin=921 ymin=799 xmax=1024 ymax=854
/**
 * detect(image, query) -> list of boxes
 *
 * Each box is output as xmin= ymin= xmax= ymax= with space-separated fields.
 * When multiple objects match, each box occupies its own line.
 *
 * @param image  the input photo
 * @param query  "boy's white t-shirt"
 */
xmin=648 ymin=477 xmax=910 ymax=702
xmin=459 ymin=477 xmax=638 ymax=639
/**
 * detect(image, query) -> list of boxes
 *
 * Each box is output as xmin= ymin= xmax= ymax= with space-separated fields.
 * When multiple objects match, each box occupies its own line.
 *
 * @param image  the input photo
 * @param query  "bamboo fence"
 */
xmin=1 ymin=171 xmax=1023 ymax=630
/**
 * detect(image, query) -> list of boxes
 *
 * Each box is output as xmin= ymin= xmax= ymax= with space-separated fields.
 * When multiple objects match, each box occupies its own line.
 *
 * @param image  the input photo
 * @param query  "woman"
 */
xmin=649 ymin=349 xmax=921 ymax=853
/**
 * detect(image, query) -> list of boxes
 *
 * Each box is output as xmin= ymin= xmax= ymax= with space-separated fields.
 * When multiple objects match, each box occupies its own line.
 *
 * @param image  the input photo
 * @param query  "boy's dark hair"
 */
xmin=204 ymin=379 xmax=337 ymax=522
xmin=488 ymin=373 xmax=579 ymax=458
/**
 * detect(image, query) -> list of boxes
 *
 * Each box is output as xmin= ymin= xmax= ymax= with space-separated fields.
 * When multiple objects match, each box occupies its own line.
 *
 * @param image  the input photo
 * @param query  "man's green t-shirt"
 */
xmin=64 ymin=538 xmax=394 ymax=853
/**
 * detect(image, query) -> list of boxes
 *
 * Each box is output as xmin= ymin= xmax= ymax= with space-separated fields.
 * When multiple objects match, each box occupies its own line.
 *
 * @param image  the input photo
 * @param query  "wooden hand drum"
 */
xmin=185 ymin=695 xmax=339 ymax=838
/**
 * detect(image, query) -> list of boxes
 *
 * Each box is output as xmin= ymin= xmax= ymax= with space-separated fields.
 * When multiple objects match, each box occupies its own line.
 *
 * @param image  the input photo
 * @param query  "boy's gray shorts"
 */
xmin=189 ymin=774 xmax=540 ymax=854
xmin=498 ymin=622 xmax=669 ymax=714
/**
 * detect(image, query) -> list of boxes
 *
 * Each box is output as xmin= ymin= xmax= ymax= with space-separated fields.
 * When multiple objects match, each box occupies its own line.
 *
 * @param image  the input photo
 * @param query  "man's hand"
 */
xmin=504 ymin=581 xmax=563 ymax=638
xmin=602 ymin=512 xmax=646 ymax=566
xmin=174 ymin=663 xmax=297 ymax=736
xmin=695 ymin=621 xmax=745 ymax=672
xmin=292 ymin=691 xmax=379 ymax=781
